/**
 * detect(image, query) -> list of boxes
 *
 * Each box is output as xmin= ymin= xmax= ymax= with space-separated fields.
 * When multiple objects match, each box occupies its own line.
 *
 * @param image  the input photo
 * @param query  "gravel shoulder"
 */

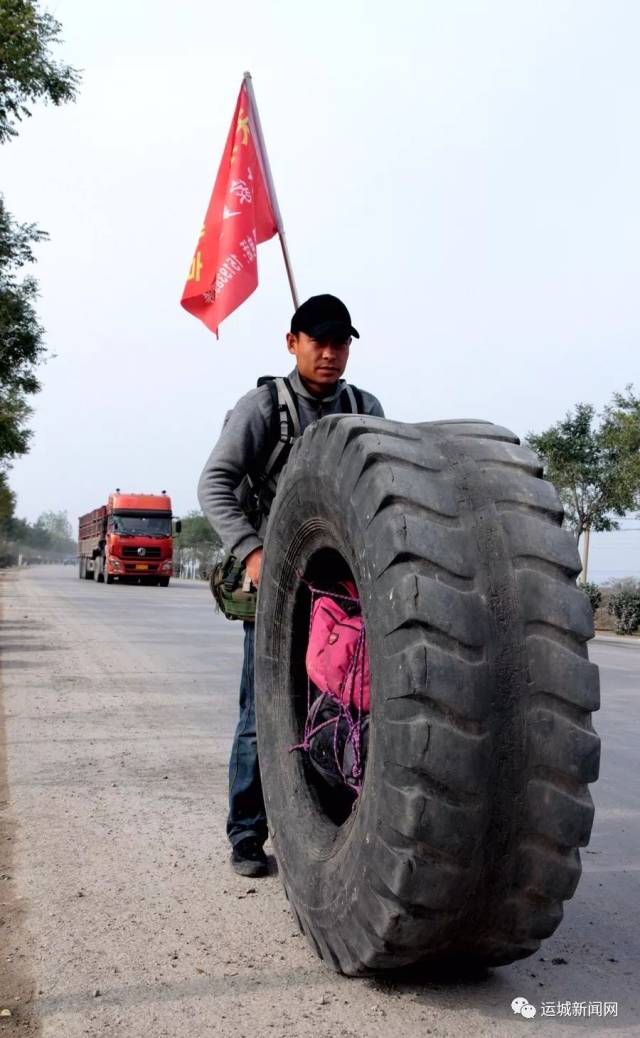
xmin=1 ymin=566 xmax=638 ymax=1038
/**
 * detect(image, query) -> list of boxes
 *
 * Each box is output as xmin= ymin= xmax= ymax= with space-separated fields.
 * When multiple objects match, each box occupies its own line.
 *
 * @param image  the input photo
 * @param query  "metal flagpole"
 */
xmin=243 ymin=71 xmax=299 ymax=310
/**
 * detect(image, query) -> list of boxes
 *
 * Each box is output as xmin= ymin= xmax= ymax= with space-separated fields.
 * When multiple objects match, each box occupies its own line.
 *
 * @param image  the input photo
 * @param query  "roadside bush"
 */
xmin=607 ymin=578 xmax=640 ymax=635
xmin=581 ymin=581 xmax=602 ymax=614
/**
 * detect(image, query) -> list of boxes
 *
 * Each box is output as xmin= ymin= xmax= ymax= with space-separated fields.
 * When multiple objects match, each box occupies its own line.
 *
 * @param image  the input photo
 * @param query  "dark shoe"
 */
xmin=230 ymin=837 xmax=268 ymax=877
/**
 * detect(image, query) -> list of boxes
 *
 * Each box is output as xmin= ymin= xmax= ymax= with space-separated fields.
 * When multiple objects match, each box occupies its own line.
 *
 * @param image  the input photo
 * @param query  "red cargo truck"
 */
xmin=78 ymin=491 xmax=180 ymax=587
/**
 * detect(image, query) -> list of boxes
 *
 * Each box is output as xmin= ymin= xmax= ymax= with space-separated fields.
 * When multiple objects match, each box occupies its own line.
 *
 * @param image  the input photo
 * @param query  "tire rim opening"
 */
xmin=291 ymin=546 xmax=369 ymax=829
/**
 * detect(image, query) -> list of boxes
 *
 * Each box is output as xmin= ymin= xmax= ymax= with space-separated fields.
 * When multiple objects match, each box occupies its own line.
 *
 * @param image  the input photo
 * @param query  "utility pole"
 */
xmin=580 ymin=526 xmax=591 ymax=584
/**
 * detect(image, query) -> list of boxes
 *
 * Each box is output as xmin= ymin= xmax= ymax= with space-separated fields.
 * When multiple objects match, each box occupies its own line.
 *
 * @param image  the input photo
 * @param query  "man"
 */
xmin=198 ymin=294 xmax=384 ymax=877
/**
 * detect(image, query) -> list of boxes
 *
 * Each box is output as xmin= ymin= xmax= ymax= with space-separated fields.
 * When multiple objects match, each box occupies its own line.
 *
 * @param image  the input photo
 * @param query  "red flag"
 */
xmin=181 ymin=82 xmax=278 ymax=336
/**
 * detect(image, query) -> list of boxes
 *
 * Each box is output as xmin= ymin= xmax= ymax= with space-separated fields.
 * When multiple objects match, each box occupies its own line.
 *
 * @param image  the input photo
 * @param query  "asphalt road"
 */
xmin=1 ymin=565 xmax=638 ymax=1038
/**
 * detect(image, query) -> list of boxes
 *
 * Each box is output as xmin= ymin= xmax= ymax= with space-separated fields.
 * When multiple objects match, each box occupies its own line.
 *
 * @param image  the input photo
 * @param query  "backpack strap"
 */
xmin=261 ymin=377 xmax=300 ymax=484
xmin=248 ymin=377 xmax=301 ymax=507
xmin=262 ymin=379 xmax=364 ymax=483
xmin=248 ymin=377 xmax=365 ymax=519
xmin=338 ymin=384 xmax=365 ymax=414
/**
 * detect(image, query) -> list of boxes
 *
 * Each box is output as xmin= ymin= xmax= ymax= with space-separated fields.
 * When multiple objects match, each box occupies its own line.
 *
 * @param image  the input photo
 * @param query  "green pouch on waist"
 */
xmin=210 ymin=554 xmax=257 ymax=621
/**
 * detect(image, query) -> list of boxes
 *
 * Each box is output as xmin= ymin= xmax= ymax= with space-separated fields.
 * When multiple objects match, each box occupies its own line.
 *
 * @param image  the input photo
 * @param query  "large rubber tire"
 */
xmin=255 ymin=415 xmax=600 ymax=976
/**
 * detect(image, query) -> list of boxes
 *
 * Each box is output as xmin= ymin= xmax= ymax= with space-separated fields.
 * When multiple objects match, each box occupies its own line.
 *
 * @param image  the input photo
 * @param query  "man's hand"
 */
xmin=245 ymin=547 xmax=263 ymax=587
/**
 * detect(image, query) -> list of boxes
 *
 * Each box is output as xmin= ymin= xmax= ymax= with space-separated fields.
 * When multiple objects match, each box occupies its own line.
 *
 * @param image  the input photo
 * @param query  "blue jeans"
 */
xmin=227 ymin=623 xmax=267 ymax=848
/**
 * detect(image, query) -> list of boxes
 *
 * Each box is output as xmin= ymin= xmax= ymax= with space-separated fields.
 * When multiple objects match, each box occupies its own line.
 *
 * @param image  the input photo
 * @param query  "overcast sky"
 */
xmin=3 ymin=0 xmax=639 ymax=577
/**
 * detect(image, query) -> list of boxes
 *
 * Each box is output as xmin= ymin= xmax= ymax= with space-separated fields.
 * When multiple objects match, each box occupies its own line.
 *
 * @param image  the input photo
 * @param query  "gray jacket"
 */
xmin=198 ymin=368 xmax=384 ymax=561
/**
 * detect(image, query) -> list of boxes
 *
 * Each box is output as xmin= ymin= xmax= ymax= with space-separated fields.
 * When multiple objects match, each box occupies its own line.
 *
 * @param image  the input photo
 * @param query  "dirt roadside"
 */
xmin=0 ymin=571 xmax=39 ymax=1035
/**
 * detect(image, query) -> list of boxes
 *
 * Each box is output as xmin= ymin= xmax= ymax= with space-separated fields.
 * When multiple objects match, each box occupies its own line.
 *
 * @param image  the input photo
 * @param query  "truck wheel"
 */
xmin=106 ymin=571 xmax=115 ymax=585
xmin=255 ymin=415 xmax=600 ymax=976
xmin=159 ymin=577 xmax=170 ymax=587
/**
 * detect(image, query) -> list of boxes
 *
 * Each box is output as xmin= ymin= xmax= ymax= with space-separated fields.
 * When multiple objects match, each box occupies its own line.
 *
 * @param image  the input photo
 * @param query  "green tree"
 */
xmin=0 ymin=471 xmax=15 ymax=518
xmin=0 ymin=1 xmax=79 ymax=517
xmin=36 ymin=508 xmax=73 ymax=542
xmin=0 ymin=0 xmax=79 ymax=143
xmin=0 ymin=512 xmax=49 ymax=548
xmin=173 ymin=510 xmax=222 ymax=581
xmin=175 ymin=509 xmax=222 ymax=550
xmin=0 ymin=197 xmax=46 ymax=466
xmin=527 ymin=386 xmax=640 ymax=545
xmin=0 ymin=508 xmax=76 ymax=558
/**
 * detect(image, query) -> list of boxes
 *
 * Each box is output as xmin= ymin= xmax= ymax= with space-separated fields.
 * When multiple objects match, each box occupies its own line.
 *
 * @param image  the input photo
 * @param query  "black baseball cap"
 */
xmin=290 ymin=294 xmax=360 ymax=340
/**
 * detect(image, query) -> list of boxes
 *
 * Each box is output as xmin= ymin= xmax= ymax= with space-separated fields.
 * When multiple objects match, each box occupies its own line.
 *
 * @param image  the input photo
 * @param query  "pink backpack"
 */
xmin=305 ymin=587 xmax=370 ymax=713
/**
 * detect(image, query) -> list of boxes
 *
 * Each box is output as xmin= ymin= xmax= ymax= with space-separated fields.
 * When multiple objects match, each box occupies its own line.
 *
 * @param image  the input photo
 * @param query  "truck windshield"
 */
xmin=111 ymin=515 xmax=171 ymax=537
